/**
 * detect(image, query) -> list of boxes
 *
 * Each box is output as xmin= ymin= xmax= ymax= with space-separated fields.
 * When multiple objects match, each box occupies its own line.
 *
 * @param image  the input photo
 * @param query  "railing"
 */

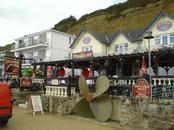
xmin=152 ymin=77 xmax=174 ymax=86
xmin=108 ymin=76 xmax=174 ymax=99
xmin=45 ymin=86 xmax=76 ymax=97
xmin=44 ymin=77 xmax=77 ymax=97
xmin=18 ymin=42 xmax=26 ymax=48
xmin=41 ymin=76 xmax=174 ymax=99
xmin=16 ymin=39 xmax=49 ymax=49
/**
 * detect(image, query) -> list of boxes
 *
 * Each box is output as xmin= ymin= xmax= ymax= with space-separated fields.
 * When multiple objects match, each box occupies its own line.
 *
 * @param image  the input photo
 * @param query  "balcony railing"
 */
xmin=17 ymin=39 xmax=49 ymax=49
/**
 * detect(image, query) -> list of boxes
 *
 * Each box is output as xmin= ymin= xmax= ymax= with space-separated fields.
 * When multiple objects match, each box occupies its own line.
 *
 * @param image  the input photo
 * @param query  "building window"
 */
xmin=28 ymin=52 xmax=33 ymax=58
xmin=28 ymin=37 xmax=34 ymax=46
xmin=38 ymin=49 xmax=46 ymax=62
xmin=124 ymin=43 xmax=128 ymax=51
xmin=155 ymin=35 xmax=161 ymax=45
xmin=114 ymin=43 xmax=128 ymax=54
xmin=18 ymin=40 xmax=26 ymax=48
xmin=38 ymin=34 xmax=47 ymax=44
xmin=81 ymin=46 xmax=92 ymax=52
xmin=170 ymin=33 xmax=174 ymax=44
xmin=114 ymin=45 xmax=118 ymax=52
xmin=155 ymin=33 xmax=174 ymax=47
xmin=162 ymin=35 xmax=168 ymax=45
xmin=118 ymin=45 xmax=124 ymax=53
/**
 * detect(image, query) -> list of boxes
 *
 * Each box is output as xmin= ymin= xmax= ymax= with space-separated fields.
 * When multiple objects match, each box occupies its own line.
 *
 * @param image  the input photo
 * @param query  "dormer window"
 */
xmin=114 ymin=43 xmax=128 ymax=54
xmin=124 ymin=43 xmax=128 ymax=51
xmin=155 ymin=33 xmax=174 ymax=46
xmin=170 ymin=33 xmax=174 ymax=43
xmin=162 ymin=35 xmax=168 ymax=45
xmin=155 ymin=35 xmax=161 ymax=45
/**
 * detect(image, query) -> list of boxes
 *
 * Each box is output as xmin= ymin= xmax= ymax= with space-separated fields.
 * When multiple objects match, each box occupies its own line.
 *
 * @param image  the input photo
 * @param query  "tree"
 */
xmin=53 ymin=15 xmax=77 ymax=32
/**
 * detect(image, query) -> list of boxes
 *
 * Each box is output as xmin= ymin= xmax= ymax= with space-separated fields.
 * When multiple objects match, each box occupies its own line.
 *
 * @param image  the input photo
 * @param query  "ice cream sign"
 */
xmin=157 ymin=21 xmax=172 ymax=31
xmin=83 ymin=36 xmax=91 ymax=44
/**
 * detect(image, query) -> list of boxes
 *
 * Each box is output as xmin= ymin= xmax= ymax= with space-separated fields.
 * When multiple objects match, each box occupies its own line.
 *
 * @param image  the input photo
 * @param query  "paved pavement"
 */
xmin=0 ymin=106 xmax=126 ymax=130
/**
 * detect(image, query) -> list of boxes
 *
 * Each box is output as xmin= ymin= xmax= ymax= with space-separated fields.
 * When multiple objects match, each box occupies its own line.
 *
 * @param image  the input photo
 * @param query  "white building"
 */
xmin=70 ymin=12 xmax=174 ymax=58
xmin=141 ymin=11 xmax=174 ymax=51
xmin=12 ymin=29 xmax=76 ymax=65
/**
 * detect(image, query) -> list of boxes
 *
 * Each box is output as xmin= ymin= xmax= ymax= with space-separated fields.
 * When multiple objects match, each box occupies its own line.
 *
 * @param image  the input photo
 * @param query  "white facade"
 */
xmin=108 ymin=32 xmax=140 ymax=55
xmin=12 ymin=29 xmax=76 ymax=65
xmin=71 ymin=12 xmax=174 ymax=58
xmin=142 ymin=15 xmax=174 ymax=51
xmin=71 ymin=32 xmax=107 ymax=57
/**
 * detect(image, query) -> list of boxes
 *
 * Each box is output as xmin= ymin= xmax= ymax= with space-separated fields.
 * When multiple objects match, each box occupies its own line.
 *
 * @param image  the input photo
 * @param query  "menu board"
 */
xmin=30 ymin=95 xmax=43 ymax=115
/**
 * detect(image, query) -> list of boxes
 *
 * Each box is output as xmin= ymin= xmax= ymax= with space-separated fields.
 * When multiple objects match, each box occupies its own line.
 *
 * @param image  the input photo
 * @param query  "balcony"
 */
xmin=12 ymin=40 xmax=48 ymax=52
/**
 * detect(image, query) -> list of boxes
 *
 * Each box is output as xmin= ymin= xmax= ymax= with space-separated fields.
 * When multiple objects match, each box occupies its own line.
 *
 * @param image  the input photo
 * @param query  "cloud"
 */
xmin=0 ymin=7 xmax=28 ymax=21
xmin=0 ymin=0 xmax=125 ymax=46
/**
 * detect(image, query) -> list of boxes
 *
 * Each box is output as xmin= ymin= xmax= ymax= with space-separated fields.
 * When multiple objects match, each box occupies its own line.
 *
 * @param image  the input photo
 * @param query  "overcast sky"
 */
xmin=0 ymin=0 xmax=127 ymax=46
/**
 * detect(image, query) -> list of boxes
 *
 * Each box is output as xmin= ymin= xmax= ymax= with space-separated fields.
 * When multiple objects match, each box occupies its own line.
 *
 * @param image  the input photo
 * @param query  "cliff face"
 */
xmin=54 ymin=0 xmax=174 ymax=35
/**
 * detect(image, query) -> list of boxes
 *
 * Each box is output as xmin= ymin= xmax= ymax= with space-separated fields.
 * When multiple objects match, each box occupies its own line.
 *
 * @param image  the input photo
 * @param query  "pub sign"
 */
xmin=132 ymin=78 xmax=151 ymax=98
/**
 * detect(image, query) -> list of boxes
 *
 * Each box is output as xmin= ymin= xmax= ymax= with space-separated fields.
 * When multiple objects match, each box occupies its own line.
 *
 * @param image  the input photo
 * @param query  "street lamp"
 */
xmin=19 ymin=52 xmax=24 ymax=78
xmin=144 ymin=31 xmax=154 ymax=99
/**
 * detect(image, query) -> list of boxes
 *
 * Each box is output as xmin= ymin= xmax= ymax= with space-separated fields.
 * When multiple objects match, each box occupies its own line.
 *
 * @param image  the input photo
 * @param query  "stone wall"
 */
xmin=12 ymin=89 xmax=44 ymax=105
xmin=42 ymin=95 xmax=76 ymax=115
xmin=12 ymin=89 xmax=174 ymax=130
xmin=119 ymin=98 xmax=174 ymax=130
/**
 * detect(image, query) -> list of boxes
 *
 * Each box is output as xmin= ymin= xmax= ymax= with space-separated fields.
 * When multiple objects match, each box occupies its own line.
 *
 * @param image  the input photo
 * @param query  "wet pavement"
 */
xmin=0 ymin=106 xmax=125 ymax=130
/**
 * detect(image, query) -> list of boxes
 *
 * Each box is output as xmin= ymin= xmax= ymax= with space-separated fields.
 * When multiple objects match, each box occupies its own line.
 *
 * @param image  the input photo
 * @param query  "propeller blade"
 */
xmin=89 ymin=95 xmax=112 ymax=122
xmin=78 ymin=75 xmax=90 ymax=96
xmin=93 ymin=76 xmax=109 ymax=98
xmin=74 ymin=98 xmax=93 ymax=118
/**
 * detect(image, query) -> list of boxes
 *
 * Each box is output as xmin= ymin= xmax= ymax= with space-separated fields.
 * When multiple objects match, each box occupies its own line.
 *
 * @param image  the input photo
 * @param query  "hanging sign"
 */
xmin=72 ymin=51 xmax=93 ymax=60
xmin=132 ymin=78 xmax=151 ymax=98
xmin=157 ymin=21 xmax=172 ymax=31
xmin=5 ymin=60 xmax=19 ymax=76
xmin=51 ymin=79 xmax=59 ymax=85
xmin=20 ymin=77 xmax=32 ymax=87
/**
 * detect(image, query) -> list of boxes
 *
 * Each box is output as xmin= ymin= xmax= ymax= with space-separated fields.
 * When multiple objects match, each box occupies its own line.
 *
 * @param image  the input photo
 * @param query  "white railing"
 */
xmin=109 ymin=77 xmax=174 ymax=86
xmin=109 ymin=79 xmax=136 ymax=86
xmin=45 ymin=86 xmax=76 ymax=97
xmin=152 ymin=77 xmax=174 ymax=86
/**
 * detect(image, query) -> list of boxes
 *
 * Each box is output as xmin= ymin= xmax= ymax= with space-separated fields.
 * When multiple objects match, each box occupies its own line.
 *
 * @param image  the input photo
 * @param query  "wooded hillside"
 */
xmin=54 ymin=0 xmax=174 ymax=34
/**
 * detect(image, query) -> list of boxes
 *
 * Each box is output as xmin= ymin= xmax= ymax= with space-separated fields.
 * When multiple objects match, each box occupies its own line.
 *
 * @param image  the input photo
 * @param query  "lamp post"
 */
xmin=19 ymin=52 xmax=24 ymax=78
xmin=144 ymin=31 xmax=154 ymax=99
